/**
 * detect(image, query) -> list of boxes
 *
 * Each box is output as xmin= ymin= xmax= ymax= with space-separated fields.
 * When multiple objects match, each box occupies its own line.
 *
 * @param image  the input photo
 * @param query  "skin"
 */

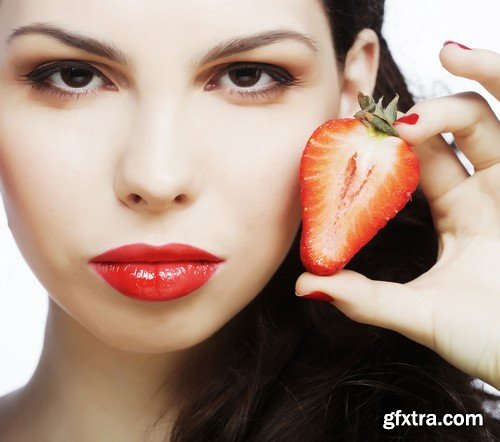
xmin=0 ymin=1 xmax=498 ymax=441
xmin=0 ymin=0 xmax=379 ymax=440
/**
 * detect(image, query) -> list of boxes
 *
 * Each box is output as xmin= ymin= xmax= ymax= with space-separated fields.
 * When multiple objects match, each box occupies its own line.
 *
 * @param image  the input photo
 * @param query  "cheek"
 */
xmin=189 ymin=92 xmax=340 ymax=239
xmin=176 ymin=94 xmax=341 ymax=310
xmin=0 ymin=104 xmax=107 ymax=276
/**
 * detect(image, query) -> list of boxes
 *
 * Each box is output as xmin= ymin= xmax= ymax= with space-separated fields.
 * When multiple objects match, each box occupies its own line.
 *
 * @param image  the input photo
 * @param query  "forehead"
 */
xmin=0 ymin=0 xmax=331 ymax=53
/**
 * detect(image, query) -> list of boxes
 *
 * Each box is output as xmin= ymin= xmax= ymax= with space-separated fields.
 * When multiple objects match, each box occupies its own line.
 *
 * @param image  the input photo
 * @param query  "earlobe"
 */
xmin=338 ymin=29 xmax=380 ymax=118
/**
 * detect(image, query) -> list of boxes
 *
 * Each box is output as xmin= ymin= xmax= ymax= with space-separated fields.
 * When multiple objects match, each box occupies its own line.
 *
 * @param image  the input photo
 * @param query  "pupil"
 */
xmin=229 ymin=67 xmax=261 ymax=87
xmin=61 ymin=67 xmax=93 ymax=88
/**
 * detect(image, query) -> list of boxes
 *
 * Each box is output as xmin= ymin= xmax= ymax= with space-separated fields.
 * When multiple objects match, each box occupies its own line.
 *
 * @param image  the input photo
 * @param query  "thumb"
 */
xmin=295 ymin=269 xmax=434 ymax=347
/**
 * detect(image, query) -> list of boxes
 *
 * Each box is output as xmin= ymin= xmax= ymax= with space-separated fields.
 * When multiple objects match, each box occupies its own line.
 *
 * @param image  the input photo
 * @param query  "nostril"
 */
xmin=127 ymin=193 xmax=187 ymax=206
xmin=129 ymin=194 xmax=142 ymax=204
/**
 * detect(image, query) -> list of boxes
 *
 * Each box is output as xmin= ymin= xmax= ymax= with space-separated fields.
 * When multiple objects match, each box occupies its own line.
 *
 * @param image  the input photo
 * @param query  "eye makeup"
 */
xmin=16 ymin=58 xmax=305 ymax=104
xmin=204 ymin=61 xmax=304 ymax=102
xmin=18 ymin=60 xmax=116 ymax=101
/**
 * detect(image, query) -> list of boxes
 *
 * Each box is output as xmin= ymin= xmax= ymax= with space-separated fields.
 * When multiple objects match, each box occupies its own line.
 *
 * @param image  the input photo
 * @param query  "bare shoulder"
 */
xmin=0 ymin=387 xmax=22 ymax=418
xmin=0 ymin=387 xmax=30 ymax=442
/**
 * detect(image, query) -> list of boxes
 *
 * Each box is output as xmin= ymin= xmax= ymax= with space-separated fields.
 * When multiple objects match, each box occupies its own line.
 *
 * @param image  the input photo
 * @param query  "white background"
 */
xmin=1 ymin=0 xmax=500 ymax=396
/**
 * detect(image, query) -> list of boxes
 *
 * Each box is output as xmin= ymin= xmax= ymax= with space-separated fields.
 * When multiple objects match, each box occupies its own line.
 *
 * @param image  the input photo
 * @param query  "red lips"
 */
xmin=88 ymin=243 xmax=225 ymax=302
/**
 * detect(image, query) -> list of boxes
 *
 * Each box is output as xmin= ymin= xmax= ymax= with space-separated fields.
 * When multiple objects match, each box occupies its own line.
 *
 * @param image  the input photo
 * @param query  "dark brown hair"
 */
xmin=155 ymin=1 xmax=500 ymax=440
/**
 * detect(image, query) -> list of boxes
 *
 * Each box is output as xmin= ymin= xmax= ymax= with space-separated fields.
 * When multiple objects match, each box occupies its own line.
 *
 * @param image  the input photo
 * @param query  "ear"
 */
xmin=338 ymin=28 xmax=380 ymax=118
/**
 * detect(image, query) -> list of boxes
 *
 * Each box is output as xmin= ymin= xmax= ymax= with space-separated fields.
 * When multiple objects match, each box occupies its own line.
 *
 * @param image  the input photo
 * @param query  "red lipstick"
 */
xmin=88 ymin=243 xmax=225 ymax=302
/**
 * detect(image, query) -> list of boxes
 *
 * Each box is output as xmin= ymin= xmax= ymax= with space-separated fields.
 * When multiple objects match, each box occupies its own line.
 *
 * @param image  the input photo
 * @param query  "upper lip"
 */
xmin=88 ymin=243 xmax=225 ymax=263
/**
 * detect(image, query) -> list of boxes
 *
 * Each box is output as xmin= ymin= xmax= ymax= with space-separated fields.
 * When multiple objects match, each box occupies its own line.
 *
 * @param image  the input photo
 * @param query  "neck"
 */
xmin=12 ymin=298 xmax=199 ymax=441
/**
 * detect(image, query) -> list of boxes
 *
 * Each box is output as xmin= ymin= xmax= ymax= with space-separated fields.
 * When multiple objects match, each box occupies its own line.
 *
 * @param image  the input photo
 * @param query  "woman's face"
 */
xmin=0 ymin=0 xmax=341 ymax=352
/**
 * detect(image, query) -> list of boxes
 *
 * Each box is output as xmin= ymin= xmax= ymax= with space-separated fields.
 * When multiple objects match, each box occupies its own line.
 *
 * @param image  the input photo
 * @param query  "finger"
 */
xmin=440 ymin=43 xmax=500 ymax=99
xmin=394 ymin=118 xmax=468 ymax=203
xmin=395 ymin=93 xmax=500 ymax=194
xmin=295 ymin=270 xmax=434 ymax=347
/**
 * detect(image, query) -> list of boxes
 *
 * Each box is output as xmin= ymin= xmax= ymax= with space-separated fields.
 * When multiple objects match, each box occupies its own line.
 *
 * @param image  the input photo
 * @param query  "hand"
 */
xmin=295 ymin=43 xmax=500 ymax=389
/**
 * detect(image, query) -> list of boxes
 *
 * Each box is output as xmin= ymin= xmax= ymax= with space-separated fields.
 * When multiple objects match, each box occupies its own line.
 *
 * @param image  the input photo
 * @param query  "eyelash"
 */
xmin=206 ymin=62 xmax=301 ymax=101
xmin=18 ymin=60 xmax=301 ymax=102
xmin=18 ymin=61 xmax=110 ymax=101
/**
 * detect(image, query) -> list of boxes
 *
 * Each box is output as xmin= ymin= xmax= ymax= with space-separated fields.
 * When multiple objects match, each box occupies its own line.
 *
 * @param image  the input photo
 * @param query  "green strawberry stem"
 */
xmin=354 ymin=91 xmax=400 ymax=137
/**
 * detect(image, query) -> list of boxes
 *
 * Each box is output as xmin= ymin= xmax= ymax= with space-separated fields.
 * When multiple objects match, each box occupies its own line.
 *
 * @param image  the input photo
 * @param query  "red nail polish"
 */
xmin=299 ymin=291 xmax=333 ymax=302
xmin=443 ymin=40 xmax=471 ymax=50
xmin=394 ymin=113 xmax=419 ymax=125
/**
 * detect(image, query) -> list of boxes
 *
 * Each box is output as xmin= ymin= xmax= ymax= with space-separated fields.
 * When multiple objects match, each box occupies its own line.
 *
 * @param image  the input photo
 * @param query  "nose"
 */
xmin=114 ymin=103 xmax=198 ymax=214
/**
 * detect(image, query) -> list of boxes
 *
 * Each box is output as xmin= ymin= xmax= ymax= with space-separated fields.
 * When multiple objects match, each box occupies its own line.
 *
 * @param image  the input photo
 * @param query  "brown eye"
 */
xmin=228 ymin=67 xmax=262 ymax=88
xmin=21 ymin=61 xmax=112 ymax=99
xmin=204 ymin=62 xmax=298 ymax=102
xmin=60 ymin=67 xmax=95 ymax=88
xmin=20 ymin=60 xmax=121 ymax=102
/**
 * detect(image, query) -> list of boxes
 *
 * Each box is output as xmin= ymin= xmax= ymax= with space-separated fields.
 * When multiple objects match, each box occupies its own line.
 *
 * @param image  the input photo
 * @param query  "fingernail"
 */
xmin=296 ymin=291 xmax=333 ymax=302
xmin=394 ymin=113 xmax=419 ymax=125
xmin=443 ymin=40 xmax=471 ymax=50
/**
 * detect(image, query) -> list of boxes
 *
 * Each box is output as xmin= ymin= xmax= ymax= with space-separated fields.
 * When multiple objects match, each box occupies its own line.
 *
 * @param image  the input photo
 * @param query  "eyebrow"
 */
xmin=197 ymin=29 xmax=321 ymax=65
xmin=6 ymin=23 xmax=131 ymax=66
xmin=6 ymin=22 xmax=321 ymax=68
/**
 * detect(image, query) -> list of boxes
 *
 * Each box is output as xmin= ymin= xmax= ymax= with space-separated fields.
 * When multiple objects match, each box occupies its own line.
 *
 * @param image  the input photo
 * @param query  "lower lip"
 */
xmin=88 ymin=261 xmax=222 ymax=302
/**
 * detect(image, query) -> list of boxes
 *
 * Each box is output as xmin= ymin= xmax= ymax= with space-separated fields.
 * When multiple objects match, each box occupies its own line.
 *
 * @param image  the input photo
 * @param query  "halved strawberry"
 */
xmin=299 ymin=92 xmax=420 ymax=276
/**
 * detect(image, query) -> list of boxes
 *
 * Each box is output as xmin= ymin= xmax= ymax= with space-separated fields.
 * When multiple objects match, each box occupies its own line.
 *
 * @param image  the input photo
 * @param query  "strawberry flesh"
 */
xmin=299 ymin=118 xmax=420 ymax=276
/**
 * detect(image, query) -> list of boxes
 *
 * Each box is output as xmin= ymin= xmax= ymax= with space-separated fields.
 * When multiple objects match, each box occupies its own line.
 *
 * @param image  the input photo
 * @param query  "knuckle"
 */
xmin=454 ymin=90 xmax=488 ymax=106
xmin=344 ymin=304 xmax=371 ymax=324
xmin=485 ymin=78 xmax=500 ymax=99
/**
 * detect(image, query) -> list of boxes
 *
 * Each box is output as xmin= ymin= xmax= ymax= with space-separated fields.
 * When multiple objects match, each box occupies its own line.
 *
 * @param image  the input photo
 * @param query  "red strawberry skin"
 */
xmin=299 ymin=118 xmax=420 ymax=276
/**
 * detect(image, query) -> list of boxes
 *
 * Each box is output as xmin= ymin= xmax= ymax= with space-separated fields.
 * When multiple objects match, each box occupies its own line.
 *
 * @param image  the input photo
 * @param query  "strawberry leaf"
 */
xmin=354 ymin=91 xmax=400 ymax=137
xmin=373 ymin=97 xmax=387 ymax=121
xmin=358 ymin=92 xmax=376 ymax=112
xmin=384 ymin=94 xmax=399 ymax=123
xmin=371 ymin=115 xmax=399 ymax=136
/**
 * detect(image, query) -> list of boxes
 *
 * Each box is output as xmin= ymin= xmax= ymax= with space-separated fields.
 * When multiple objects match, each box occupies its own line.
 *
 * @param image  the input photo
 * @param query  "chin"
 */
xmin=83 ymin=312 xmax=222 ymax=355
